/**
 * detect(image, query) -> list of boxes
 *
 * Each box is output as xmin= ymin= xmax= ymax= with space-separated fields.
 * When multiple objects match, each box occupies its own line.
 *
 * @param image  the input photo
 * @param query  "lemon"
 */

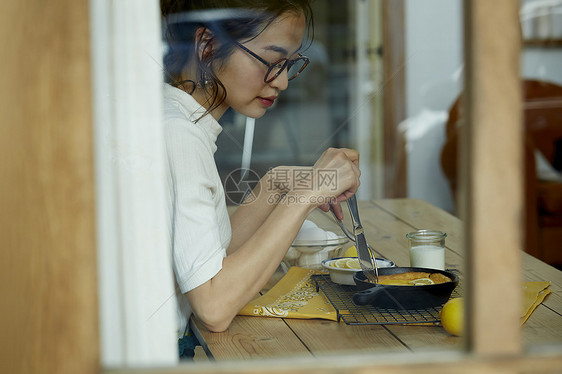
xmin=331 ymin=257 xmax=361 ymax=269
xmin=332 ymin=258 xmax=349 ymax=269
xmin=343 ymin=245 xmax=358 ymax=257
xmin=409 ymin=278 xmax=434 ymax=286
xmin=345 ymin=258 xmax=360 ymax=269
xmin=440 ymin=298 xmax=464 ymax=336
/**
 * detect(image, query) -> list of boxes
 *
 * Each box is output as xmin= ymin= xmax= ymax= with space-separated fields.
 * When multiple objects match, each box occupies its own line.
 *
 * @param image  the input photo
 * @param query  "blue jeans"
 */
xmin=178 ymin=332 xmax=200 ymax=359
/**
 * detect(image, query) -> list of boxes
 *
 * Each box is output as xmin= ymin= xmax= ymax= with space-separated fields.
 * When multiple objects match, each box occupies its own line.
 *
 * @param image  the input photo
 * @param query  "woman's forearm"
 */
xmin=187 ymin=191 xmax=314 ymax=332
xmin=228 ymin=166 xmax=299 ymax=253
xmin=190 ymin=149 xmax=361 ymax=332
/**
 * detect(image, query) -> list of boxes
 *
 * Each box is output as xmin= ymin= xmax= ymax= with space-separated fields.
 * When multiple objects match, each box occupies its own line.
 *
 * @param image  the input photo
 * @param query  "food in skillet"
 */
xmin=373 ymin=271 xmax=452 ymax=286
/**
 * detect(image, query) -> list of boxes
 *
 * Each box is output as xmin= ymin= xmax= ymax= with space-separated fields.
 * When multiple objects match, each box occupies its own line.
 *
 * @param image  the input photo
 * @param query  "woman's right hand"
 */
xmin=308 ymin=147 xmax=361 ymax=209
xmin=264 ymin=148 xmax=360 ymax=211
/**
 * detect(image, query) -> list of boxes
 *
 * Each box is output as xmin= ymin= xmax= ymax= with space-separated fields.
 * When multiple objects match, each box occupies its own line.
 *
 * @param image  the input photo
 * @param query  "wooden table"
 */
xmin=191 ymin=199 xmax=562 ymax=360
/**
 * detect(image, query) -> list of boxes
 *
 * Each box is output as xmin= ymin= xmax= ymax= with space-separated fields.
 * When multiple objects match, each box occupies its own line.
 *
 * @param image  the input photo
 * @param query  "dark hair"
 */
xmin=161 ymin=0 xmax=314 ymax=117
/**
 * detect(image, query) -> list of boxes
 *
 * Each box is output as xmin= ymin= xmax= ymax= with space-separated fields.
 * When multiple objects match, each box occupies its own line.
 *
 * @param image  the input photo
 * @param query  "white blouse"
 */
xmin=162 ymin=84 xmax=231 ymax=334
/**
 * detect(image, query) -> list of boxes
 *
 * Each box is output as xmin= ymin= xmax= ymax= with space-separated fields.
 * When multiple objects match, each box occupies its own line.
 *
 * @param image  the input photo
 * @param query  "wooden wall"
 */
xmin=0 ymin=1 xmax=99 ymax=373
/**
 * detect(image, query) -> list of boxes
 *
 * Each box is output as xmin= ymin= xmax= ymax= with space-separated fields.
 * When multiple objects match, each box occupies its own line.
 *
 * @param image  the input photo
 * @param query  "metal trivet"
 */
xmin=312 ymin=273 xmax=462 ymax=325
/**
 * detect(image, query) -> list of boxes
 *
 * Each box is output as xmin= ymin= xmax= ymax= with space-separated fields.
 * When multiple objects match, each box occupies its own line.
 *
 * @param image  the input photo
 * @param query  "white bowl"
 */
xmin=284 ymin=238 xmax=349 ymax=269
xmin=291 ymin=236 xmax=348 ymax=254
xmin=284 ymin=220 xmax=349 ymax=269
xmin=291 ymin=220 xmax=348 ymax=254
xmin=322 ymin=257 xmax=396 ymax=286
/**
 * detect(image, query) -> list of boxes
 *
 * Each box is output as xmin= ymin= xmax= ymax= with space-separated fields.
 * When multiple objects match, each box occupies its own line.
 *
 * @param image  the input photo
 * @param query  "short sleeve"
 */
xmin=165 ymin=117 xmax=228 ymax=293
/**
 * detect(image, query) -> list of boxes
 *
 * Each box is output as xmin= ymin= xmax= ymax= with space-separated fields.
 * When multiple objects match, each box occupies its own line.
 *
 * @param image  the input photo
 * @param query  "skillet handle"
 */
xmin=353 ymin=286 xmax=384 ymax=305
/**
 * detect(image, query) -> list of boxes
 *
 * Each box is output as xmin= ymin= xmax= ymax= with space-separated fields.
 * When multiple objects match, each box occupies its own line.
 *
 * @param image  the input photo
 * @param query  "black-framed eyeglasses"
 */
xmin=234 ymin=42 xmax=310 ymax=84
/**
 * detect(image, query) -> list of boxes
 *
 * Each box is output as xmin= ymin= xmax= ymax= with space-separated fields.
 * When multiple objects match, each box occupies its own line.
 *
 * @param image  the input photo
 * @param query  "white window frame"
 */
xmin=90 ymin=0 xmax=178 ymax=366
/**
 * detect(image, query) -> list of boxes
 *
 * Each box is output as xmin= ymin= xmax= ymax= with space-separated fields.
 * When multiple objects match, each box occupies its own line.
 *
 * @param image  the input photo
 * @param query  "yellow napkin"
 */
xmin=521 ymin=281 xmax=551 ymax=324
xmin=238 ymin=267 xmax=338 ymax=321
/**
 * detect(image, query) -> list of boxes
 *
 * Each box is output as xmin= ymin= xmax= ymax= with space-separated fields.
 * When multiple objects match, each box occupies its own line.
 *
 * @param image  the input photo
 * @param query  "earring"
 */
xmin=196 ymin=72 xmax=213 ymax=89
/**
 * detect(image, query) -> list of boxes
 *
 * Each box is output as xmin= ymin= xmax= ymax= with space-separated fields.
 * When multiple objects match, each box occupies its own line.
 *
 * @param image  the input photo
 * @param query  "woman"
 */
xmin=160 ymin=0 xmax=361 ymax=345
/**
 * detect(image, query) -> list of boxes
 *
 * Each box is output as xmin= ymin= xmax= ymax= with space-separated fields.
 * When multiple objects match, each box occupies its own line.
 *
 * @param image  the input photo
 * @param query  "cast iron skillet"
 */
xmin=353 ymin=267 xmax=459 ymax=309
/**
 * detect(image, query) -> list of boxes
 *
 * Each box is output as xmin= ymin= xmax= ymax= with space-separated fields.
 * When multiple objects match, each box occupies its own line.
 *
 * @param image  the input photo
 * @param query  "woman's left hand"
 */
xmin=318 ymin=201 xmax=344 ymax=220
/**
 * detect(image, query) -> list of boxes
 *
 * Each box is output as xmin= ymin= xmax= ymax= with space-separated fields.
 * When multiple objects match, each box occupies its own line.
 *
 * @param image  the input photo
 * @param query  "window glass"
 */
xmin=520 ymin=0 xmax=562 ymax=350
xmin=215 ymin=1 xmax=354 ymax=187
xmin=163 ymin=0 xmax=562 ymax=364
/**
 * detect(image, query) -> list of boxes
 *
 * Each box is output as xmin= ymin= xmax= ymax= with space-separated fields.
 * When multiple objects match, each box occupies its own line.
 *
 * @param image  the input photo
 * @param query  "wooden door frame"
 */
xmin=461 ymin=0 xmax=524 ymax=354
xmin=382 ymin=0 xmax=407 ymax=198
xmin=0 ymin=1 xmax=99 ymax=373
xmin=2 ymin=0 xmax=562 ymax=373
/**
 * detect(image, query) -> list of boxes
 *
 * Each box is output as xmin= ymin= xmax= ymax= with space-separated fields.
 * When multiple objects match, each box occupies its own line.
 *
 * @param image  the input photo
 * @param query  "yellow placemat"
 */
xmin=238 ymin=266 xmax=338 ymax=321
xmin=521 ymin=281 xmax=551 ymax=324
xmin=238 ymin=270 xmax=551 ymax=325
xmin=414 ymin=281 xmax=552 ymax=326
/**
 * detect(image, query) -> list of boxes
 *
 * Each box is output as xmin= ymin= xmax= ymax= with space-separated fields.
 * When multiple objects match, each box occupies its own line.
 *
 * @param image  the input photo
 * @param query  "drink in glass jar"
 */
xmin=406 ymin=230 xmax=447 ymax=270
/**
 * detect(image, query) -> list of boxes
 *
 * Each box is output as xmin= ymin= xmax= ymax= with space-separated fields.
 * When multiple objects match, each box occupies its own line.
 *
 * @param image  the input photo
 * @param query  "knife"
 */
xmin=347 ymin=195 xmax=379 ymax=283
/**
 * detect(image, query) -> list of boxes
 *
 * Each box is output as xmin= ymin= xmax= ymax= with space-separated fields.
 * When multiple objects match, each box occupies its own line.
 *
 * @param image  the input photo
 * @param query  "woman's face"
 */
xmin=213 ymin=11 xmax=307 ymax=120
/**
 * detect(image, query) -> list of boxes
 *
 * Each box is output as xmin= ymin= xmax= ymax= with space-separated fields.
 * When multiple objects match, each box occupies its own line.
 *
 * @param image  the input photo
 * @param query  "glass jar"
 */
xmin=406 ymin=230 xmax=447 ymax=270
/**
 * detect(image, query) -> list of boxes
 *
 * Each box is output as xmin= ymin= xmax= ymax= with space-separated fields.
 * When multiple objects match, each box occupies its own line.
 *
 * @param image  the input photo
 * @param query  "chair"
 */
xmin=440 ymin=79 xmax=562 ymax=266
